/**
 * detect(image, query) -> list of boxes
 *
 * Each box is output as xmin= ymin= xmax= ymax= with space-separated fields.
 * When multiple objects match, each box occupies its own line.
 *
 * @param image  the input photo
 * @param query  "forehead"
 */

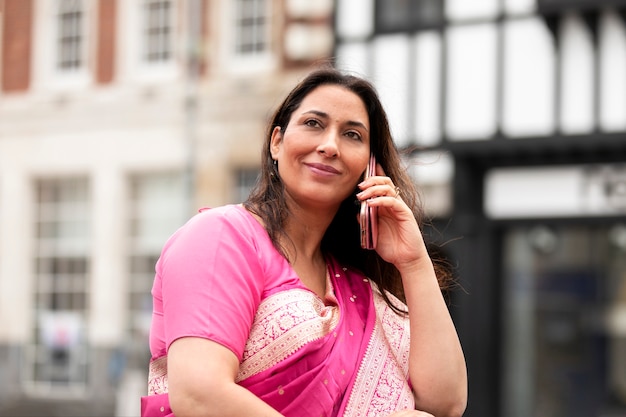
xmin=296 ymin=85 xmax=369 ymax=124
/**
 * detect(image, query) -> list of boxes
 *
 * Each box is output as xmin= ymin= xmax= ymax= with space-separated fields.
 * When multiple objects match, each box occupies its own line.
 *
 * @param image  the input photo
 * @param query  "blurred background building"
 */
xmin=0 ymin=0 xmax=334 ymax=415
xmin=0 ymin=0 xmax=625 ymax=416
xmin=334 ymin=0 xmax=626 ymax=416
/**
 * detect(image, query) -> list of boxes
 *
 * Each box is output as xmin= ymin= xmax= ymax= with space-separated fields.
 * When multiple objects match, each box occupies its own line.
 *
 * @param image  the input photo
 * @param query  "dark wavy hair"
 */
xmin=244 ymin=66 xmax=453 ymax=313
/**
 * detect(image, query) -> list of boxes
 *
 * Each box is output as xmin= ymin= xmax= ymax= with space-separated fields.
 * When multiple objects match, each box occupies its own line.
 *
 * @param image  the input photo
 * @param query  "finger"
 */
xmin=359 ymin=175 xmax=394 ymax=189
xmin=394 ymin=185 xmax=402 ymax=199
xmin=357 ymin=182 xmax=401 ymax=200
xmin=362 ymin=193 xmax=413 ymax=218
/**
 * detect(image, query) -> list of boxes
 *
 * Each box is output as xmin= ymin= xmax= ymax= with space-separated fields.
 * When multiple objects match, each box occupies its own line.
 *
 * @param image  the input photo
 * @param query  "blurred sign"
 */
xmin=39 ymin=311 xmax=83 ymax=348
xmin=485 ymin=163 xmax=626 ymax=219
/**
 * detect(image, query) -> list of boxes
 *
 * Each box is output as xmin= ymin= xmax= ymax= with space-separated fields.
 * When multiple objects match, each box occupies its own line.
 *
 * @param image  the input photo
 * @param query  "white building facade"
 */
xmin=0 ymin=0 xmax=333 ymax=415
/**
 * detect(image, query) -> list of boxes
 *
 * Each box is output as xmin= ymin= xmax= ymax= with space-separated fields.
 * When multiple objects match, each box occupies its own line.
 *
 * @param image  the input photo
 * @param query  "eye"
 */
xmin=345 ymin=130 xmax=362 ymax=141
xmin=304 ymin=118 xmax=322 ymax=128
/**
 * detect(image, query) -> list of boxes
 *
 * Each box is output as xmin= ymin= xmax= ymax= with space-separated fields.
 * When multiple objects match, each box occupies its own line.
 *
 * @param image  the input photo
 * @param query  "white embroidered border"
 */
xmin=343 ymin=286 xmax=414 ymax=416
xmin=147 ymin=356 xmax=169 ymax=395
xmin=236 ymin=288 xmax=340 ymax=382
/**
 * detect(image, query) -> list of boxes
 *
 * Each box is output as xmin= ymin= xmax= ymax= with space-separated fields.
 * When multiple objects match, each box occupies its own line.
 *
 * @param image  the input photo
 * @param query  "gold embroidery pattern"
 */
xmin=344 ymin=285 xmax=414 ymax=416
xmin=147 ymin=356 xmax=169 ymax=395
xmin=236 ymin=288 xmax=340 ymax=382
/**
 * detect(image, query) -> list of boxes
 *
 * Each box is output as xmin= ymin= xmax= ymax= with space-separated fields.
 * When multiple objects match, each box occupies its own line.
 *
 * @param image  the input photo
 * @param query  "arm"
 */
xmin=358 ymin=173 xmax=467 ymax=417
xmin=168 ymin=337 xmax=284 ymax=417
xmin=397 ymin=254 xmax=467 ymax=417
xmin=157 ymin=209 xmax=283 ymax=416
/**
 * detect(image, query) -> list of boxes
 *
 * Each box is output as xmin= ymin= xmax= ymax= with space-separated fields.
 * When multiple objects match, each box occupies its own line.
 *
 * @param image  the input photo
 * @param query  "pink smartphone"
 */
xmin=360 ymin=154 xmax=378 ymax=250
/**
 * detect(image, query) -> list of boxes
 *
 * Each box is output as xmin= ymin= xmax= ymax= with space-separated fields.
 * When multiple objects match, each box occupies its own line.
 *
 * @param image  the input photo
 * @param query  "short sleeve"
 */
xmin=155 ymin=207 xmax=266 ymax=360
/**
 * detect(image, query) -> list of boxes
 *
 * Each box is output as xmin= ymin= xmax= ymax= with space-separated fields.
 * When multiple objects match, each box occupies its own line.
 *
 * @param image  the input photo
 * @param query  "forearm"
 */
xmin=397 ymin=258 xmax=467 ymax=417
xmin=171 ymin=382 xmax=284 ymax=417
xmin=168 ymin=338 xmax=284 ymax=417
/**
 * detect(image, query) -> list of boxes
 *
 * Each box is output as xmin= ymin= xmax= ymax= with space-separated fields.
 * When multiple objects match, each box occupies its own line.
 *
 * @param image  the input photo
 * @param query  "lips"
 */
xmin=305 ymin=162 xmax=341 ymax=175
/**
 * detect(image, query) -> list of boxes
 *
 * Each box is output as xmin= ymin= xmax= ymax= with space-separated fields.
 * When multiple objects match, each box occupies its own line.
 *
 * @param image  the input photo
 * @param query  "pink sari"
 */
xmin=142 ymin=257 xmax=414 ymax=416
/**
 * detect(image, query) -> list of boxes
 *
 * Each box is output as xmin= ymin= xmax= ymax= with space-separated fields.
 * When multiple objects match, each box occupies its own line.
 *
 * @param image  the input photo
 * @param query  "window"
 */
xmin=233 ymin=168 xmax=260 ymax=204
xmin=57 ymin=0 xmax=85 ymax=70
xmin=27 ymin=178 xmax=90 ymax=393
xmin=234 ymin=0 xmax=270 ymax=57
xmin=126 ymin=173 xmax=186 ymax=369
xmin=143 ymin=0 xmax=173 ymax=63
xmin=445 ymin=23 xmax=499 ymax=140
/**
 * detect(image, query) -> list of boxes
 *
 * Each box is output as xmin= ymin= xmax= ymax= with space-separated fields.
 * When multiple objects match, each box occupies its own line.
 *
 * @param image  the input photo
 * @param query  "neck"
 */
xmin=280 ymin=203 xmax=336 ymax=300
xmin=281 ymin=201 xmax=336 ymax=261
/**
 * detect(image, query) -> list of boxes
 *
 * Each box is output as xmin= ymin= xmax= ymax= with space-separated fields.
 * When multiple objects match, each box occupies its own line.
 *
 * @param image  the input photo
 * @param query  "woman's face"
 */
xmin=270 ymin=84 xmax=371 ymax=210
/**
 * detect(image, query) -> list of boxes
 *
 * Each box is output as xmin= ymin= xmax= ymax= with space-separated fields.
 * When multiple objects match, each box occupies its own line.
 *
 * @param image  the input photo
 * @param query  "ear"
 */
xmin=270 ymin=126 xmax=282 ymax=160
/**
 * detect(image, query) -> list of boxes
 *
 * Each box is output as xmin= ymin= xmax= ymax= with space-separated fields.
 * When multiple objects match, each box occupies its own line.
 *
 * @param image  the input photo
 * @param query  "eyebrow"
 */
xmin=302 ymin=110 xmax=369 ymax=132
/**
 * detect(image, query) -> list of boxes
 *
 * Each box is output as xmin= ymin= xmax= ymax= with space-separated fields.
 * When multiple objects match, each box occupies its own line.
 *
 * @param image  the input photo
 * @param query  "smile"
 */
xmin=305 ymin=162 xmax=341 ymax=176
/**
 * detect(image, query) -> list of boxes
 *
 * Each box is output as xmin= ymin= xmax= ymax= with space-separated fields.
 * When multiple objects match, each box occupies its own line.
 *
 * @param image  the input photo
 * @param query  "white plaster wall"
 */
xmin=0 ymin=86 xmax=187 ymax=346
xmin=0 ymin=0 xmax=320 ymax=355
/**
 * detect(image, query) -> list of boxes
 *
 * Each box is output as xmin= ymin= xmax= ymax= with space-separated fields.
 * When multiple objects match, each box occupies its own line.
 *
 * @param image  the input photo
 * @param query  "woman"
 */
xmin=142 ymin=67 xmax=467 ymax=417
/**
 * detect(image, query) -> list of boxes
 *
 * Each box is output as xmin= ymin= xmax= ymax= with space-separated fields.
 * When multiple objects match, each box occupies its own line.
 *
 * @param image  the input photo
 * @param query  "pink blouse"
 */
xmin=149 ymin=204 xmax=308 ymax=361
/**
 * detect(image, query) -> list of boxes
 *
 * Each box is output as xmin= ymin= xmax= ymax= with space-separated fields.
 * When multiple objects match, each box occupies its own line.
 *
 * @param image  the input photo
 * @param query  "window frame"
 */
xmin=23 ymin=177 xmax=91 ymax=397
xmin=141 ymin=0 xmax=175 ymax=64
xmin=57 ymin=0 xmax=85 ymax=71
xmin=222 ymin=0 xmax=276 ymax=73
xmin=233 ymin=167 xmax=260 ymax=204
xmin=33 ymin=0 xmax=93 ymax=90
xmin=125 ymin=172 xmax=187 ymax=369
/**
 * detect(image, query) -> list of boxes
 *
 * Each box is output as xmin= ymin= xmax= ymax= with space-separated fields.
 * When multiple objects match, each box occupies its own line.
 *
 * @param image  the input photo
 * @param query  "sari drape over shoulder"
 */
xmin=144 ymin=258 xmax=414 ymax=417
xmin=236 ymin=258 xmax=414 ymax=416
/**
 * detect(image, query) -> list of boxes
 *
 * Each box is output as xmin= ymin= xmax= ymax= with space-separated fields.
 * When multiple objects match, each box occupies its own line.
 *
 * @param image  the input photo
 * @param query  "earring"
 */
xmin=270 ymin=159 xmax=279 ymax=181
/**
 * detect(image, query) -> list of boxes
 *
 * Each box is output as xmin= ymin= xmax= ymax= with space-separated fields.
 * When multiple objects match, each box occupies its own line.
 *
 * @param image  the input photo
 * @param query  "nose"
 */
xmin=317 ymin=130 xmax=339 ymax=158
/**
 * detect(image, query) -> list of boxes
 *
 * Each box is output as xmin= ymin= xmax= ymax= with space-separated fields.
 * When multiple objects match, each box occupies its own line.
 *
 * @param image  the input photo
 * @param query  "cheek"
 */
xmin=286 ymin=141 xmax=307 ymax=155
xmin=358 ymin=153 xmax=371 ymax=173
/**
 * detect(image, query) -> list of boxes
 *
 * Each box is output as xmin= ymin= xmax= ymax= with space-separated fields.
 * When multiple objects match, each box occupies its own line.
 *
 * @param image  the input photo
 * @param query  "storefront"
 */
xmin=501 ymin=221 xmax=626 ymax=417
xmin=442 ymin=137 xmax=626 ymax=417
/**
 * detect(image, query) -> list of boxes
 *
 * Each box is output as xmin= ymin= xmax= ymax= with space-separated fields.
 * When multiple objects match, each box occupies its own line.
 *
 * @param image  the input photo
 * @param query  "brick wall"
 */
xmin=96 ymin=0 xmax=116 ymax=84
xmin=1 ymin=0 xmax=33 ymax=92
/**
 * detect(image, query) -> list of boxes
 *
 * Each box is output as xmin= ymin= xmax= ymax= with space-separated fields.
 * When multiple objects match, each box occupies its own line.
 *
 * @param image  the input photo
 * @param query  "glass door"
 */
xmin=501 ymin=223 xmax=626 ymax=417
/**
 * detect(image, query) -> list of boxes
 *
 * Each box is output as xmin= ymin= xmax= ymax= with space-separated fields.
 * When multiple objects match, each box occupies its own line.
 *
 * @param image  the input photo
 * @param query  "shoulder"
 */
xmin=179 ymin=204 xmax=266 ymax=241
xmin=159 ymin=204 xmax=273 ymax=262
xmin=193 ymin=204 xmax=262 ymax=230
